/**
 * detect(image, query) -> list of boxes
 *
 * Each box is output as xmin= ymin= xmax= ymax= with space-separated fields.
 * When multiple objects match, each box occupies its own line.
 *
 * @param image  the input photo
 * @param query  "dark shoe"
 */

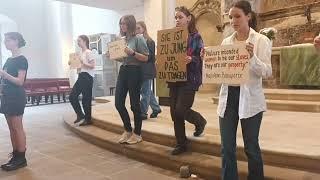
xmin=150 ymin=110 xmax=161 ymax=118
xmin=79 ymin=120 xmax=92 ymax=126
xmin=141 ymin=114 xmax=148 ymax=120
xmin=194 ymin=119 xmax=207 ymax=137
xmin=1 ymin=151 xmax=17 ymax=169
xmin=171 ymin=145 xmax=188 ymax=155
xmin=1 ymin=151 xmax=27 ymax=171
xmin=74 ymin=115 xmax=85 ymax=124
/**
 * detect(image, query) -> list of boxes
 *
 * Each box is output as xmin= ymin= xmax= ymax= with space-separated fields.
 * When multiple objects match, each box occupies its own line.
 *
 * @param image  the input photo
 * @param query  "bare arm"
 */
xmin=1 ymin=70 xmax=26 ymax=86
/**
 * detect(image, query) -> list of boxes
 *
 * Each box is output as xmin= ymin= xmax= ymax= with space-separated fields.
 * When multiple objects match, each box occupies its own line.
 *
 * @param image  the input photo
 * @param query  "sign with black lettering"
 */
xmin=203 ymin=43 xmax=250 ymax=84
xmin=108 ymin=38 xmax=127 ymax=60
xmin=156 ymin=27 xmax=188 ymax=82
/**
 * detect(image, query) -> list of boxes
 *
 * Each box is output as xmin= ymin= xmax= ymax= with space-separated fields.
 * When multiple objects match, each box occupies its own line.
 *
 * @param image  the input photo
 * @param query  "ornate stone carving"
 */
xmin=190 ymin=0 xmax=221 ymax=19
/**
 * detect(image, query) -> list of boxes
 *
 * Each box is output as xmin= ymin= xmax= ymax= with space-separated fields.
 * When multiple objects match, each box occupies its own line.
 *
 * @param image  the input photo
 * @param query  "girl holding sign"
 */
xmin=0 ymin=32 xmax=28 ymax=171
xmin=217 ymin=1 xmax=272 ymax=179
xmin=69 ymin=35 xmax=96 ymax=126
xmin=115 ymin=15 xmax=149 ymax=144
xmin=168 ymin=6 xmax=207 ymax=155
xmin=136 ymin=21 xmax=162 ymax=120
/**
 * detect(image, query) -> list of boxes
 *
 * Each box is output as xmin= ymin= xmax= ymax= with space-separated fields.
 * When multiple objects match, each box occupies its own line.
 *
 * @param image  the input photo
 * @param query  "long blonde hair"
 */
xmin=136 ymin=21 xmax=152 ymax=41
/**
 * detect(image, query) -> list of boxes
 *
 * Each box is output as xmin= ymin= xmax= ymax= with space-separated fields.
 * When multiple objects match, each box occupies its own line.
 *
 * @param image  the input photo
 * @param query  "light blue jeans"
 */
xmin=140 ymin=79 xmax=161 ymax=115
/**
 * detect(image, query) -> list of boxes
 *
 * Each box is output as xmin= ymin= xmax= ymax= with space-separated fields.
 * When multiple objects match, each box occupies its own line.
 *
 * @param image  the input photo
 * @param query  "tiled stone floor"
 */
xmin=0 ymin=103 xmax=199 ymax=180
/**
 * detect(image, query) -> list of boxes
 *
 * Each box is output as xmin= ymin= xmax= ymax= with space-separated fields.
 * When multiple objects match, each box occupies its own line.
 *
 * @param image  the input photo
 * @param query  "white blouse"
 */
xmin=80 ymin=49 xmax=95 ymax=77
xmin=217 ymin=28 xmax=272 ymax=119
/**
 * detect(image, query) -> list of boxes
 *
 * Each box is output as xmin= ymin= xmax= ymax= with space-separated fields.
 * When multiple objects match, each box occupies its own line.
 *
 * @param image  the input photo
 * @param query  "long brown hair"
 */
xmin=78 ymin=35 xmax=90 ymax=49
xmin=136 ymin=21 xmax=152 ymax=41
xmin=175 ymin=6 xmax=198 ymax=33
xmin=119 ymin=15 xmax=136 ymax=39
xmin=231 ymin=0 xmax=257 ymax=30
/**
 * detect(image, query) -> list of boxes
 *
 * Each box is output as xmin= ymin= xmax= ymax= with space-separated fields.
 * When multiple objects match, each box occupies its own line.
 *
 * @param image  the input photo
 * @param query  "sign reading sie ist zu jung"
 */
xmin=203 ymin=43 xmax=250 ymax=84
xmin=157 ymin=27 xmax=188 ymax=82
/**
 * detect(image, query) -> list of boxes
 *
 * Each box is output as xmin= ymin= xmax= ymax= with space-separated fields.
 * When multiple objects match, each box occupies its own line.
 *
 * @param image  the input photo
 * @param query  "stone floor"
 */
xmin=0 ymin=103 xmax=199 ymax=180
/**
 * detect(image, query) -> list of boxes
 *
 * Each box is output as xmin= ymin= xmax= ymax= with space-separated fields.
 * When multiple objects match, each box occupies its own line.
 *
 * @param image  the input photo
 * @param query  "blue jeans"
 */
xmin=140 ymin=79 xmax=161 ymax=115
xmin=219 ymin=86 xmax=264 ymax=180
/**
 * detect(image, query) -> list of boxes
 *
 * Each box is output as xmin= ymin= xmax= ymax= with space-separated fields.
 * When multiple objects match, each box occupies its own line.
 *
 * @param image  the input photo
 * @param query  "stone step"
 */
xmin=212 ymin=97 xmax=320 ymax=113
xmin=91 ymin=114 xmax=320 ymax=174
xmin=264 ymin=89 xmax=320 ymax=102
xmin=64 ymin=117 xmax=320 ymax=180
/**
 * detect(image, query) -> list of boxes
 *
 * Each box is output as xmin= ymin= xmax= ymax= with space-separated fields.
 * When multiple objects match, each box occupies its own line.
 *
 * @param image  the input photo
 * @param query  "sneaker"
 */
xmin=141 ymin=114 xmax=148 ymax=120
xmin=74 ymin=115 xmax=85 ymax=124
xmin=171 ymin=145 xmax=188 ymax=155
xmin=194 ymin=119 xmax=207 ymax=137
xmin=79 ymin=120 xmax=93 ymax=126
xmin=118 ymin=131 xmax=133 ymax=144
xmin=126 ymin=133 xmax=143 ymax=144
xmin=150 ymin=110 xmax=161 ymax=118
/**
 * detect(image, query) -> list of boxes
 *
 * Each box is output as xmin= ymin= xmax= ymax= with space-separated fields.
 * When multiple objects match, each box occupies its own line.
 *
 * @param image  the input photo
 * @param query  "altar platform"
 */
xmin=64 ymin=90 xmax=320 ymax=179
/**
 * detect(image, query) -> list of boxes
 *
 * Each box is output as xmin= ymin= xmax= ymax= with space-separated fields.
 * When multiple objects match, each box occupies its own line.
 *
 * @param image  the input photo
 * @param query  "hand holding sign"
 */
xmin=246 ymin=43 xmax=254 ymax=58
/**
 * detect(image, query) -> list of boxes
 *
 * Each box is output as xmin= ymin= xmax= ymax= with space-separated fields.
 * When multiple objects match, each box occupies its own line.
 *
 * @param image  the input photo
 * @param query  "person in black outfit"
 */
xmin=0 ymin=32 xmax=28 ymax=171
xmin=169 ymin=7 xmax=207 ymax=155
xmin=69 ymin=35 xmax=96 ymax=126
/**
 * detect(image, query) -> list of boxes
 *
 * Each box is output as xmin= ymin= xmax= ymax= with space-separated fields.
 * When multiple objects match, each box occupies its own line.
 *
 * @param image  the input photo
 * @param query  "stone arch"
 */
xmin=190 ymin=0 xmax=223 ymax=46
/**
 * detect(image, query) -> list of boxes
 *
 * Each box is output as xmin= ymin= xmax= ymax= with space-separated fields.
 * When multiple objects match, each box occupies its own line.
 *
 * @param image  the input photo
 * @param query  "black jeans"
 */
xmin=115 ymin=65 xmax=143 ymax=135
xmin=219 ymin=86 xmax=264 ymax=180
xmin=169 ymin=85 xmax=207 ymax=146
xmin=69 ymin=72 xmax=93 ymax=121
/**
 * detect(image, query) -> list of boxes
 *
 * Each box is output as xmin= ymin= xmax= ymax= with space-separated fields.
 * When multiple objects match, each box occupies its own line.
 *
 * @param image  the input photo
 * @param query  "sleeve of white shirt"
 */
xmin=86 ymin=51 xmax=96 ymax=64
xmin=249 ymin=36 xmax=272 ymax=78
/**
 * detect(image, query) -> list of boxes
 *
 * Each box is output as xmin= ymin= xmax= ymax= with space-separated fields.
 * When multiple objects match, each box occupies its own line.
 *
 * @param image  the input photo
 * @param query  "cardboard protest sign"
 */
xmin=156 ymin=27 xmax=188 ymax=82
xmin=108 ymin=38 xmax=127 ymax=60
xmin=203 ymin=43 xmax=250 ymax=84
xmin=69 ymin=53 xmax=81 ymax=69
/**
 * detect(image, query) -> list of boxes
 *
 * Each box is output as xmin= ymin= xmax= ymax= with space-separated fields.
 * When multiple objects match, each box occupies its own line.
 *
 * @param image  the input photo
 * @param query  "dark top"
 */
xmin=167 ymin=32 xmax=204 ymax=91
xmin=3 ymin=55 xmax=28 ymax=91
xmin=141 ymin=38 xmax=156 ymax=80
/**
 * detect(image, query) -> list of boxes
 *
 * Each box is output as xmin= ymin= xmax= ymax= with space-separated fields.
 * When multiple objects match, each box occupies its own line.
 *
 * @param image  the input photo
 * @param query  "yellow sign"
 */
xmin=108 ymin=38 xmax=127 ymax=60
xmin=69 ymin=53 xmax=81 ymax=69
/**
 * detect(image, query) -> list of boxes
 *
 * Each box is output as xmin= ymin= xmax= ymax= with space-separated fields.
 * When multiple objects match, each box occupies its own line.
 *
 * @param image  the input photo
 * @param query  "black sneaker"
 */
xmin=150 ymin=110 xmax=161 ymax=118
xmin=141 ymin=114 xmax=148 ymax=120
xmin=79 ymin=120 xmax=92 ymax=126
xmin=194 ymin=119 xmax=207 ymax=137
xmin=74 ymin=115 xmax=85 ymax=124
xmin=171 ymin=145 xmax=188 ymax=155
xmin=1 ymin=151 xmax=27 ymax=171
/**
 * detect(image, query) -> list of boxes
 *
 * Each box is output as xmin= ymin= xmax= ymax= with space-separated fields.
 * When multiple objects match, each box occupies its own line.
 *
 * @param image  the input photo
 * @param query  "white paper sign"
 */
xmin=108 ymin=38 xmax=128 ymax=60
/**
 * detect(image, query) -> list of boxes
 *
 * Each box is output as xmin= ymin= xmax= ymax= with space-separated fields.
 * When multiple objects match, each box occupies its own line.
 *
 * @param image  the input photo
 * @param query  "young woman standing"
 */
xmin=0 ymin=32 xmax=28 ymax=171
xmin=136 ymin=21 xmax=162 ymax=120
xmin=217 ymin=1 xmax=272 ymax=179
xmin=70 ymin=35 xmax=96 ymax=126
xmin=115 ymin=15 xmax=149 ymax=144
xmin=169 ymin=6 xmax=207 ymax=155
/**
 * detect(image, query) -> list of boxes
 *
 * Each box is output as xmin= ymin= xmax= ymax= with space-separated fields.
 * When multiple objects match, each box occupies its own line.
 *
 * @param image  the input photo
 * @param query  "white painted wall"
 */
xmin=72 ymin=4 xmax=121 ymax=39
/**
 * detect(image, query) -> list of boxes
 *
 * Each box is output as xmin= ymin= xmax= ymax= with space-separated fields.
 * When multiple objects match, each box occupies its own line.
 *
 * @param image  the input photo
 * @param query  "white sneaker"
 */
xmin=118 ymin=131 xmax=132 ymax=144
xmin=126 ymin=133 xmax=143 ymax=144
